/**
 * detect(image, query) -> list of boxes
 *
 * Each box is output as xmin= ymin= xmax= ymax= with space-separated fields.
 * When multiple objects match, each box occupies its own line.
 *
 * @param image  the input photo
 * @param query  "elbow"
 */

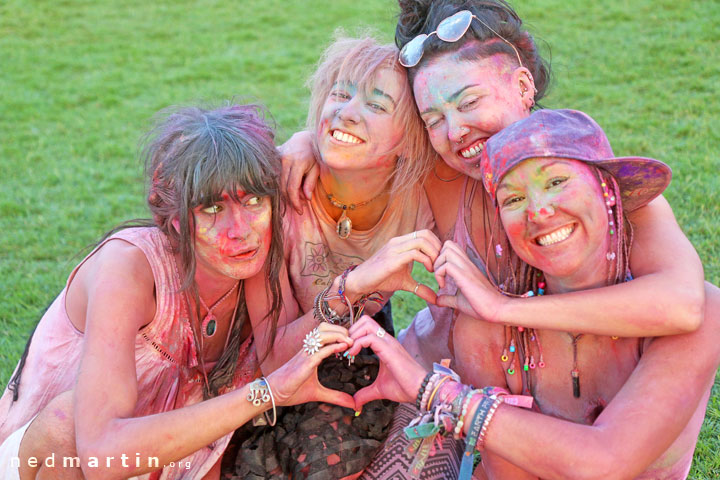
xmin=77 ymin=441 xmax=136 ymax=480
xmin=671 ymin=285 xmax=705 ymax=333
xmin=556 ymin=442 xmax=639 ymax=480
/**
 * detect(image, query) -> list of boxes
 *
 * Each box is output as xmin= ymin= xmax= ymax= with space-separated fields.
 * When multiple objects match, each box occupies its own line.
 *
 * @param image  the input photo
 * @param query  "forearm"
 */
xmin=497 ymin=273 xmax=704 ymax=336
xmin=77 ymin=383 xmax=266 ymax=479
xmin=480 ymin=406 xmax=619 ymax=480
xmin=260 ymin=310 xmax=318 ymax=373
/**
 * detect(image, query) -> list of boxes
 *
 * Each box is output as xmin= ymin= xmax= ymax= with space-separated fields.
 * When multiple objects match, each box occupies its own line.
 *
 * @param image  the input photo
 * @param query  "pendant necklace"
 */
xmin=568 ymin=333 xmax=584 ymax=398
xmin=319 ymin=182 xmax=386 ymax=239
xmin=198 ymin=281 xmax=239 ymax=338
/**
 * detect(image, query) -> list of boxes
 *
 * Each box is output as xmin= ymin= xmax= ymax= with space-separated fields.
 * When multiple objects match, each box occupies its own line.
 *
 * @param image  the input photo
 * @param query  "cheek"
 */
xmin=500 ymin=213 xmax=527 ymax=247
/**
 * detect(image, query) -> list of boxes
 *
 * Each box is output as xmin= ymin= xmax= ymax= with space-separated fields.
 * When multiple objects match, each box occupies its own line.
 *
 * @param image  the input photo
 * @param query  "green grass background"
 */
xmin=1 ymin=0 xmax=718 ymax=476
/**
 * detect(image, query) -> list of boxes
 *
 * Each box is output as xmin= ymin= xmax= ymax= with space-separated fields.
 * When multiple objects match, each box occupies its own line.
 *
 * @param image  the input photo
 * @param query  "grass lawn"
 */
xmin=1 ymin=0 xmax=718 ymax=476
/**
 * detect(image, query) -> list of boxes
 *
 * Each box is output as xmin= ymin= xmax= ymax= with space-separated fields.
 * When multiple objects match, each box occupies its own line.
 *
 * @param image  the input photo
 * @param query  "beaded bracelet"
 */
xmin=454 ymin=389 xmax=480 ymax=439
xmin=477 ymin=397 xmax=503 ymax=450
xmin=426 ymin=375 xmax=452 ymax=412
xmin=419 ymin=373 xmax=440 ymax=411
xmin=458 ymin=395 xmax=494 ymax=480
xmin=415 ymin=372 xmax=434 ymax=410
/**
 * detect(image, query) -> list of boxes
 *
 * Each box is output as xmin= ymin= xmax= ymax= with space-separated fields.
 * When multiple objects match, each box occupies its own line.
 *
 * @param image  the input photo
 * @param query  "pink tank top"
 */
xmin=0 ymin=227 xmax=258 ymax=480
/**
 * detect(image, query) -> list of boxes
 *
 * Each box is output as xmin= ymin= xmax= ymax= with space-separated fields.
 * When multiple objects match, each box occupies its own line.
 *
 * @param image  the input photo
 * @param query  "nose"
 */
xmin=336 ymin=96 xmax=362 ymax=124
xmin=527 ymin=198 xmax=555 ymax=222
xmin=226 ymin=207 xmax=251 ymax=241
xmin=447 ymin=114 xmax=469 ymax=144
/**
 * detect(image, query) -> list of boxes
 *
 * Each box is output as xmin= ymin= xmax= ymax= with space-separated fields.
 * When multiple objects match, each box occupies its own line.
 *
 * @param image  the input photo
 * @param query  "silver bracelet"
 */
xmin=248 ymin=377 xmax=277 ymax=427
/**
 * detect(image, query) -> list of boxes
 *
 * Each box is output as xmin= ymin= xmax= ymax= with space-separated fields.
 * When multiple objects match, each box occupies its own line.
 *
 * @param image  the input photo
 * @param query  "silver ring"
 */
xmin=413 ymin=231 xmax=417 ymax=240
xmin=376 ymin=327 xmax=386 ymax=338
xmin=414 ymin=282 xmax=420 ymax=294
xmin=303 ymin=327 xmax=322 ymax=356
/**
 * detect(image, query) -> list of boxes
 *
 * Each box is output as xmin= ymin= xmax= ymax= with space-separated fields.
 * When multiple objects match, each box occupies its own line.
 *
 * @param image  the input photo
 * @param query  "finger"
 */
xmin=303 ymin=163 xmax=319 ymax=201
xmin=314 ymin=386 xmax=355 ymax=410
xmin=287 ymin=164 xmax=305 ymax=214
xmin=434 ymin=262 xmax=447 ymax=289
xmin=345 ymin=334 xmax=383 ymax=357
xmin=436 ymin=294 xmax=459 ymax=310
xmin=404 ymin=281 xmax=437 ymax=305
xmin=353 ymin=384 xmax=384 ymax=411
xmin=316 ymin=330 xmax=353 ymax=348
xmin=415 ymin=229 xmax=443 ymax=253
xmin=347 ymin=315 xmax=380 ymax=337
xmin=306 ymin=341 xmax=350 ymax=369
xmin=316 ymin=322 xmax=349 ymax=336
xmin=396 ymin=249 xmax=435 ymax=276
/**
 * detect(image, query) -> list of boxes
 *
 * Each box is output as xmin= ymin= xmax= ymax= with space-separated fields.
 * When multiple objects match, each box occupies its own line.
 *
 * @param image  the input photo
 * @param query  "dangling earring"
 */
xmin=601 ymin=181 xmax=617 ymax=261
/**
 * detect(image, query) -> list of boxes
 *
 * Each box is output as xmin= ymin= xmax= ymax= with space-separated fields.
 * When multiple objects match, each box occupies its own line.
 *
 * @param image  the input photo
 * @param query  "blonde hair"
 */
xmin=306 ymin=33 xmax=435 ymax=194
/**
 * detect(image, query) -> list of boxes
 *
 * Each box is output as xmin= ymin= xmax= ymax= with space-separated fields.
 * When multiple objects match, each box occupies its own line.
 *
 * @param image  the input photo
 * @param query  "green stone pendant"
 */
xmin=202 ymin=314 xmax=217 ymax=337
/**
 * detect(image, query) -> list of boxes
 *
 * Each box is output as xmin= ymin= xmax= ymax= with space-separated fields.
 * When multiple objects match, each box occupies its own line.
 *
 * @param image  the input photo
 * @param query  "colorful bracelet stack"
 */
xmin=313 ymin=265 xmax=384 ymax=327
xmin=404 ymin=363 xmax=534 ymax=480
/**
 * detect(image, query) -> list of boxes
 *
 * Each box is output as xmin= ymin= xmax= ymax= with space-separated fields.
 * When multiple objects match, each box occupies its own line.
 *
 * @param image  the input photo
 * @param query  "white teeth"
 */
xmin=461 ymin=142 xmax=484 ymax=158
xmin=537 ymin=225 xmax=574 ymax=246
xmin=332 ymin=130 xmax=361 ymax=144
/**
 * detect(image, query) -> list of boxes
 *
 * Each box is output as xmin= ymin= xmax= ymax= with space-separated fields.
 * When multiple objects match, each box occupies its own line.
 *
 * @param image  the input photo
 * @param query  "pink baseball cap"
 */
xmin=480 ymin=109 xmax=672 ymax=212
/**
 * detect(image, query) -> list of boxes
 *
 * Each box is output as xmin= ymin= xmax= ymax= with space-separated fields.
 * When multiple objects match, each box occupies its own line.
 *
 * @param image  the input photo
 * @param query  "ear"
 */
xmin=513 ymin=67 xmax=536 ymax=110
xmin=171 ymin=217 xmax=181 ymax=233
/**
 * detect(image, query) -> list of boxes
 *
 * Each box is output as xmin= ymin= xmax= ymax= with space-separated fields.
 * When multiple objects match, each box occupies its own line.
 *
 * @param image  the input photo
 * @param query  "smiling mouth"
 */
xmin=331 ymin=129 xmax=363 ymax=144
xmin=459 ymin=139 xmax=486 ymax=159
xmin=535 ymin=224 xmax=576 ymax=246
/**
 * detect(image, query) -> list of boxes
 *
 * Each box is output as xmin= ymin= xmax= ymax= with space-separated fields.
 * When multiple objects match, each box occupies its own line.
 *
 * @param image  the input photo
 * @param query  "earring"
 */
xmin=601 ymin=181 xmax=617 ymax=260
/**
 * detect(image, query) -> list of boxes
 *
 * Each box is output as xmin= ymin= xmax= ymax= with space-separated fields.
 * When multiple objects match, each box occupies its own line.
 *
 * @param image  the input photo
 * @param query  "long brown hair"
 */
xmin=142 ymin=103 xmax=285 ymax=397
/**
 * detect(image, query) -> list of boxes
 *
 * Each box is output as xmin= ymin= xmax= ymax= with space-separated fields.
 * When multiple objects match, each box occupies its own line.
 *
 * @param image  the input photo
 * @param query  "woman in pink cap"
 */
xmin=346 ymin=109 xmax=720 ymax=480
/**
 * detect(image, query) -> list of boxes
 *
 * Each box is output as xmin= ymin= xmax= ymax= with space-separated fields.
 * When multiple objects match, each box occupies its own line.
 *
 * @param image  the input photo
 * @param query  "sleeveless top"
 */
xmin=0 ymin=227 xmax=258 ymax=480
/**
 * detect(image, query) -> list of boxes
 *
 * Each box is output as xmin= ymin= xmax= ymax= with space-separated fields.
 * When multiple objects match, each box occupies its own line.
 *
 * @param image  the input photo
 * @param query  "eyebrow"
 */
xmin=420 ymin=84 xmax=479 ymax=115
xmin=496 ymin=159 xmax=573 ymax=192
xmin=371 ymin=88 xmax=397 ymax=107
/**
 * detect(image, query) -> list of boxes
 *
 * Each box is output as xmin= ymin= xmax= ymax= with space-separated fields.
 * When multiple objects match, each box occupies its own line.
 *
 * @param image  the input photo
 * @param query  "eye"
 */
xmin=458 ymin=96 xmax=480 ymax=112
xmin=330 ymin=90 xmax=351 ymax=101
xmin=423 ymin=115 xmax=443 ymax=130
xmin=201 ymin=204 xmax=222 ymax=214
xmin=245 ymin=196 xmax=263 ymax=206
xmin=501 ymin=195 xmax=525 ymax=208
xmin=367 ymin=102 xmax=387 ymax=113
xmin=547 ymin=176 xmax=568 ymax=188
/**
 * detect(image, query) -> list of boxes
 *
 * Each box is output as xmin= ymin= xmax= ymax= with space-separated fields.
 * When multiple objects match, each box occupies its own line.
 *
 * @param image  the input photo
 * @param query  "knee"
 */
xmin=22 ymin=391 xmax=77 ymax=460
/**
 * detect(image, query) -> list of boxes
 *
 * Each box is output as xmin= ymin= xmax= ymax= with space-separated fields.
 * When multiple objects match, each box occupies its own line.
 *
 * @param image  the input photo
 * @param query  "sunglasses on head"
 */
xmin=399 ymin=10 xmax=523 ymax=68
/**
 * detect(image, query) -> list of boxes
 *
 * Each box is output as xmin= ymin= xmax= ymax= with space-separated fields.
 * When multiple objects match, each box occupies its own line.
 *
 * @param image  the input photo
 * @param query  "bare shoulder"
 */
xmin=67 ymin=238 xmax=156 ymax=332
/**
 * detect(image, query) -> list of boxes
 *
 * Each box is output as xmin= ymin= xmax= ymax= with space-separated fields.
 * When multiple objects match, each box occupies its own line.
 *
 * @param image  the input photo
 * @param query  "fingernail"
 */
xmin=343 ymin=351 xmax=349 ymax=357
xmin=354 ymin=411 xmax=361 ymax=417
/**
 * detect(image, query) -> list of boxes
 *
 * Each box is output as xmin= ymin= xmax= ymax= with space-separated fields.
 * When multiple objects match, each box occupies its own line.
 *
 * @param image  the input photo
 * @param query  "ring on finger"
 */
xmin=413 ymin=282 xmax=420 ymax=294
xmin=376 ymin=327 xmax=386 ymax=338
xmin=303 ymin=327 xmax=322 ymax=356
xmin=413 ymin=231 xmax=417 ymax=240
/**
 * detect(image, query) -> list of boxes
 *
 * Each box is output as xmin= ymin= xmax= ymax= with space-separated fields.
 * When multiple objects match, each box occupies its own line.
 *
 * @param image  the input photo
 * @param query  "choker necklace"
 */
xmin=199 ymin=281 xmax=239 ymax=338
xmin=433 ymin=166 xmax=464 ymax=183
xmin=319 ymin=182 xmax=386 ymax=239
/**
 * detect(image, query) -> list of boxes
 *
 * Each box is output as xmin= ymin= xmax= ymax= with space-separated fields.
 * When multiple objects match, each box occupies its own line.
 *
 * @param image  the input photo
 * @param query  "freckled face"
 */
xmin=193 ymin=191 xmax=272 ymax=281
xmin=413 ymin=53 xmax=529 ymax=178
xmin=317 ymin=68 xmax=405 ymax=172
xmin=496 ymin=159 xmax=610 ymax=285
